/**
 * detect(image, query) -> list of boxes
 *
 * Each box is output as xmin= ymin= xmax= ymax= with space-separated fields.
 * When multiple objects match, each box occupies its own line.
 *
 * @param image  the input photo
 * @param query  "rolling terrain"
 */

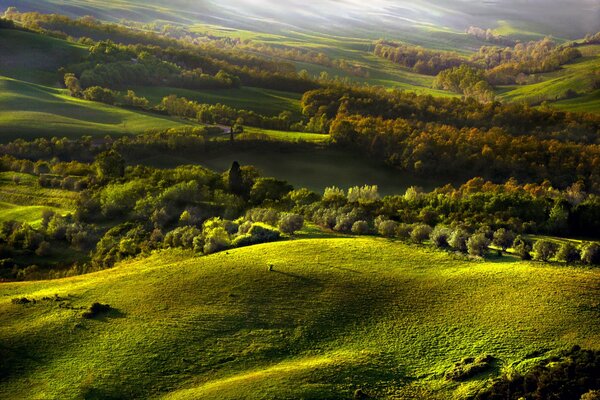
xmin=1 ymin=238 xmax=598 ymax=399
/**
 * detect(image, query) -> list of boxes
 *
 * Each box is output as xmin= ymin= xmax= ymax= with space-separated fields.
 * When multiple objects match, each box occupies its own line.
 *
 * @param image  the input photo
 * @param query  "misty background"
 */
xmin=2 ymin=0 xmax=599 ymax=38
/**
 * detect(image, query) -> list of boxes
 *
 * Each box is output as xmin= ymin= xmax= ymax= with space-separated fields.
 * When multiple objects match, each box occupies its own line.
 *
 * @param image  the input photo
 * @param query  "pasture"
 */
xmin=1 ymin=237 xmax=598 ymax=399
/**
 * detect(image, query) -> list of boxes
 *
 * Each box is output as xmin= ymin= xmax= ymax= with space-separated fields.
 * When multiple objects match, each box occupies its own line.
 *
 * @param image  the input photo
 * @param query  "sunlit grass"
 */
xmin=1 ymin=237 xmax=598 ymax=399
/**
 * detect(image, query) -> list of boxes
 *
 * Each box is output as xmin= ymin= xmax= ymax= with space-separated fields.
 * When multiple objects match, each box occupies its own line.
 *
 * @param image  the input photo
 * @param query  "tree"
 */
xmin=82 ymin=86 xmax=117 ymax=104
xmin=449 ymin=228 xmax=469 ymax=253
xmin=492 ymin=228 xmax=515 ymax=252
xmin=227 ymin=161 xmax=244 ymax=196
xmin=556 ymin=242 xmax=580 ymax=264
xmin=351 ymin=220 xmax=370 ymax=235
xmin=250 ymin=178 xmax=293 ymax=205
xmin=278 ymin=213 xmax=304 ymax=235
xmin=94 ymin=150 xmax=125 ymax=180
xmin=533 ymin=239 xmax=557 ymax=262
xmin=64 ymin=73 xmax=82 ymax=97
xmin=123 ymin=90 xmax=149 ymax=108
xmin=430 ymin=225 xmax=451 ymax=248
xmin=467 ymin=233 xmax=490 ymax=257
xmin=580 ymin=242 xmax=600 ymax=265
xmin=513 ymin=235 xmax=532 ymax=260
xmin=378 ymin=220 xmax=398 ymax=238
xmin=411 ymin=224 xmax=433 ymax=244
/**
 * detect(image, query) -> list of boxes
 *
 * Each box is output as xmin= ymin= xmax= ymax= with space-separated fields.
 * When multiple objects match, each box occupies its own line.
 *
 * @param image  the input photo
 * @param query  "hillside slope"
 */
xmin=1 ymin=238 xmax=598 ymax=399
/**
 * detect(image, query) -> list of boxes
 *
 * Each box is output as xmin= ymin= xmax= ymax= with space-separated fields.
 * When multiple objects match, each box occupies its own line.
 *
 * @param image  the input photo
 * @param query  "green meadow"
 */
xmin=1 ymin=238 xmax=598 ymax=399
xmin=0 ymin=172 xmax=77 ymax=209
xmin=0 ymin=77 xmax=193 ymax=142
xmin=497 ymin=45 xmax=600 ymax=110
xmin=132 ymin=86 xmax=303 ymax=116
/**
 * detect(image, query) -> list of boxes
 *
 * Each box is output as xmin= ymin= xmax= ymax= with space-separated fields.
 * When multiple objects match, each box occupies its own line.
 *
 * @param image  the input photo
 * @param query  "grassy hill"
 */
xmin=1 ymin=237 xmax=598 ymax=399
xmin=0 ymin=77 xmax=194 ymax=142
xmin=497 ymin=45 xmax=600 ymax=111
xmin=132 ymin=86 xmax=303 ymax=116
xmin=0 ymin=29 xmax=194 ymax=141
xmin=0 ymin=172 xmax=76 ymax=226
xmin=0 ymin=29 xmax=86 ymax=86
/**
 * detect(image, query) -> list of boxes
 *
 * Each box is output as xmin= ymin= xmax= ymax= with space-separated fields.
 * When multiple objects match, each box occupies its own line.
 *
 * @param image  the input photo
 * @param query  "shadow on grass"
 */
xmin=271 ymin=269 xmax=321 ymax=286
xmin=85 ymin=307 xmax=126 ymax=323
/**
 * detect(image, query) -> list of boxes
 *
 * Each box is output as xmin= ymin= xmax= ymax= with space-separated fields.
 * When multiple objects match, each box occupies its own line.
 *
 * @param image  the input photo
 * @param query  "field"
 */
xmin=0 ymin=77 xmax=194 ymax=142
xmin=0 ymin=172 xmax=76 ymax=226
xmin=1 ymin=237 xmax=598 ymax=399
xmin=132 ymin=86 xmax=303 ymax=116
xmin=498 ymin=45 xmax=600 ymax=109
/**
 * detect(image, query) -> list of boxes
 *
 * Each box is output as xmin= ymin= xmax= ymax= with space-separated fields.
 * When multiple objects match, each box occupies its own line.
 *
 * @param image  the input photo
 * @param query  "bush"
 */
xmin=533 ymin=239 xmax=557 ymax=262
xmin=513 ymin=235 xmax=532 ymax=260
xmin=467 ymin=233 xmax=490 ymax=257
xmin=492 ymin=229 xmax=515 ymax=251
xmin=246 ymin=208 xmax=280 ymax=226
xmin=580 ymin=242 xmax=600 ymax=265
xmin=474 ymin=347 xmax=600 ymax=400
xmin=445 ymin=354 xmax=495 ymax=381
xmin=334 ymin=212 xmax=357 ymax=233
xmin=278 ymin=213 xmax=304 ymax=235
xmin=203 ymin=227 xmax=231 ymax=254
xmin=351 ymin=220 xmax=370 ymax=235
xmin=430 ymin=225 xmax=451 ymax=248
xmin=378 ymin=220 xmax=398 ymax=237
xmin=411 ymin=224 xmax=432 ymax=244
xmin=35 ymin=241 xmax=52 ymax=257
xmin=395 ymin=223 xmax=412 ymax=240
xmin=82 ymin=86 xmax=117 ymax=104
xmin=449 ymin=228 xmax=469 ymax=253
xmin=232 ymin=223 xmax=281 ymax=248
xmin=82 ymin=302 xmax=111 ymax=319
xmin=556 ymin=242 xmax=580 ymax=264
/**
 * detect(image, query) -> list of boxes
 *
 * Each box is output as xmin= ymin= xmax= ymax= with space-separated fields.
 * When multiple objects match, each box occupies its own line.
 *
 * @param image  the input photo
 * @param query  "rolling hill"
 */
xmin=1 ymin=238 xmax=598 ymax=399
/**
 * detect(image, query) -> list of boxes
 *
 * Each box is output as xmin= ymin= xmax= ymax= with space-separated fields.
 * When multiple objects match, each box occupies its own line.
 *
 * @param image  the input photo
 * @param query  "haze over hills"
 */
xmin=2 ymin=0 xmax=599 ymax=38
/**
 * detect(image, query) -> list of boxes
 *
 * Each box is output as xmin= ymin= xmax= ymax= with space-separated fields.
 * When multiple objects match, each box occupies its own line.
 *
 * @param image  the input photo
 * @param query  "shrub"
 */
xmin=82 ymin=86 xmax=117 ymax=104
xmin=467 ymin=233 xmax=490 ymax=257
xmin=278 ymin=213 xmax=304 ymax=235
xmin=35 ymin=241 xmax=52 ymax=257
xmin=533 ymin=239 xmax=557 ymax=262
xmin=411 ymin=224 xmax=432 ymax=244
xmin=351 ymin=220 xmax=370 ymax=235
xmin=492 ymin=228 xmax=515 ymax=251
xmin=347 ymin=185 xmax=380 ymax=205
xmin=579 ymin=242 xmax=600 ymax=265
xmin=449 ymin=228 xmax=469 ymax=253
xmin=232 ymin=223 xmax=280 ymax=248
xmin=322 ymin=186 xmax=346 ymax=205
xmin=474 ymin=347 xmax=599 ymax=400
xmin=203 ymin=227 xmax=231 ymax=254
xmin=246 ymin=208 xmax=280 ymax=226
xmin=396 ymin=223 xmax=412 ymax=240
xmin=334 ymin=212 xmax=357 ymax=233
xmin=581 ymin=390 xmax=600 ymax=400
xmin=513 ymin=235 xmax=533 ymax=260
xmin=556 ymin=242 xmax=580 ymax=264
xmin=445 ymin=354 xmax=495 ymax=381
xmin=248 ymin=223 xmax=281 ymax=242
xmin=430 ymin=225 xmax=451 ymax=248
xmin=378 ymin=220 xmax=398 ymax=238
xmin=82 ymin=302 xmax=111 ymax=319
xmin=164 ymin=226 xmax=201 ymax=250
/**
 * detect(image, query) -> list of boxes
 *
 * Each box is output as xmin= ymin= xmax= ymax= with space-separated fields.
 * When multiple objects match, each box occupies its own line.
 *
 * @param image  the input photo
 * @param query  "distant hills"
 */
xmin=2 ymin=0 xmax=599 ymax=39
